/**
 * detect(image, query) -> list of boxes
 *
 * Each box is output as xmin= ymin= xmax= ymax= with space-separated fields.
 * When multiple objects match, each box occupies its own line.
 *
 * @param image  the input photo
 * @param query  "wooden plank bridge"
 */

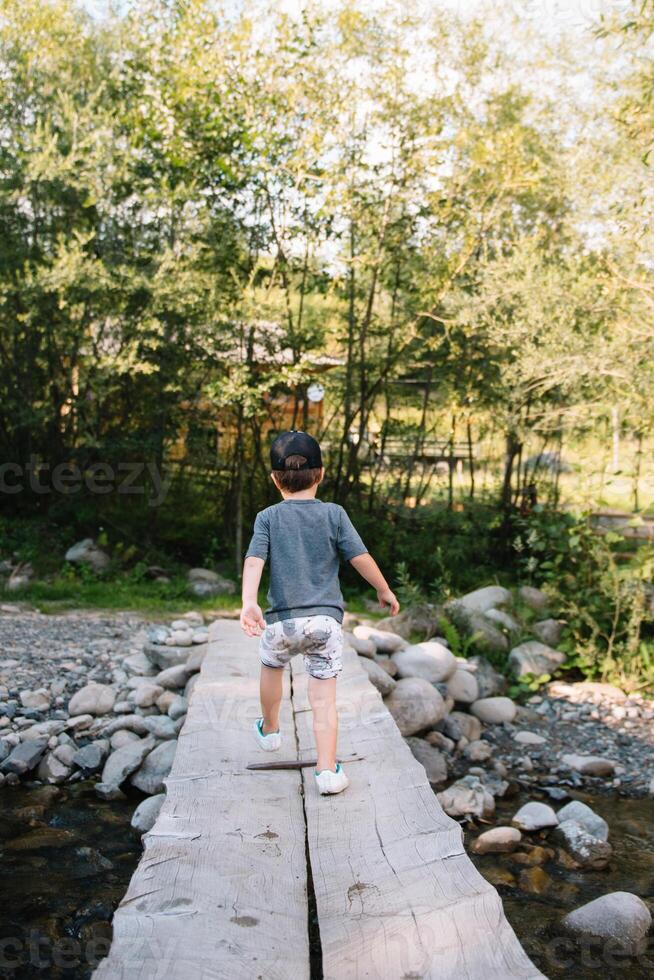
xmin=94 ymin=620 xmax=544 ymax=980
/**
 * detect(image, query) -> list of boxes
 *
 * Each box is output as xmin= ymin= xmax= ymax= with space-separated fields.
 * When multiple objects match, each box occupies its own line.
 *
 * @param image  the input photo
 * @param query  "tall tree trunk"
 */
xmin=501 ymin=430 xmax=522 ymax=512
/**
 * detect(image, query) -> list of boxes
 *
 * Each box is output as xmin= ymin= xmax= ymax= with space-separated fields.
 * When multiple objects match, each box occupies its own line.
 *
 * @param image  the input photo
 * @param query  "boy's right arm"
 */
xmin=240 ymin=556 xmax=266 ymax=636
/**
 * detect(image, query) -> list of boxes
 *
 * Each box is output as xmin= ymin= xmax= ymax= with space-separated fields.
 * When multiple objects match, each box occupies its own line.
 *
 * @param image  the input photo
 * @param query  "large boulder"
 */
xmin=64 ymin=538 xmax=110 ymax=573
xmin=375 ymin=604 xmax=441 ymax=641
xmin=68 ymin=683 xmax=116 ymax=717
xmin=553 ymin=820 xmax=613 ymax=869
xmin=72 ymin=741 xmax=109 ymax=772
xmin=352 ymin=625 xmax=407 ymax=654
xmin=131 ymin=793 xmax=165 ymax=833
xmin=437 ymin=775 xmax=495 ymax=820
xmin=359 ymin=658 xmax=396 ymax=697
xmin=445 ymin=668 xmax=479 ymax=705
xmin=392 ymin=642 xmax=456 ymax=684
xmin=509 ymin=641 xmax=565 ymax=677
xmin=384 ymin=678 xmax=447 ymax=736
xmin=556 ymin=800 xmax=608 ymax=841
xmin=130 ymin=739 xmax=177 ymax=794
xmin=459 ymin=612 xmax=509 ymax=654
xmin=404 ymin=737 xmax=448 ymax=783
xmin=484 ymin=608 xmax=521 ymax=635
xmin=187 ymin=568 xmax=235 ymax=598
xmin=446 ymin=586 xmax=512 ymax=616
xmin=470 ymin=696 xmax=516 ymax=725
xmin=36 ymin=750 xmax=71 ymax=785
xmin=562 ymin=893 xmax=652 ymax=956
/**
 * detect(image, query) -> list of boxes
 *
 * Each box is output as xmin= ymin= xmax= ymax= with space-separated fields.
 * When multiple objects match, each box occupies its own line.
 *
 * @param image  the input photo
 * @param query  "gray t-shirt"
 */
xmin=245 ymin=499 xmax=368 ymax=624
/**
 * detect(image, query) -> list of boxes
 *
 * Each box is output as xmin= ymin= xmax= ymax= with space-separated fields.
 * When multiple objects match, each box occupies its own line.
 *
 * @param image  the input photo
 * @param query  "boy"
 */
xmin=240 ymin=430 xmax=399 ymax=795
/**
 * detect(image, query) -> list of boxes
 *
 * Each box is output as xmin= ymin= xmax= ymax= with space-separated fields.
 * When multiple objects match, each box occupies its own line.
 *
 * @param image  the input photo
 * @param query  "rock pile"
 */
xmin=0 ymin=608 xmax=210 ymax=834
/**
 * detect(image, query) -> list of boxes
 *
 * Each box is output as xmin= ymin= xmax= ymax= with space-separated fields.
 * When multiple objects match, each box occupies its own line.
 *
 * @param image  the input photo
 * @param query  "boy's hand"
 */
xmin=240 ymin=603 xmax=266 ymax=637
xmin=377 ymin=588 xmax=400 ymax=616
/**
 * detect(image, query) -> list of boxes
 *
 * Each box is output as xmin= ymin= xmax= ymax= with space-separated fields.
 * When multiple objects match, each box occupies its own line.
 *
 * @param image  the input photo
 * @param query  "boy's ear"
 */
xmin=270 ymin=471 xmax=281 ymax=490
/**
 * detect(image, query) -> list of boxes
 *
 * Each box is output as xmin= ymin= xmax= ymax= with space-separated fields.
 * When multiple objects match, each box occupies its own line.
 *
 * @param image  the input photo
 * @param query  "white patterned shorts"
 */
xmin=259 ymin=615 xmax=343 ymax=680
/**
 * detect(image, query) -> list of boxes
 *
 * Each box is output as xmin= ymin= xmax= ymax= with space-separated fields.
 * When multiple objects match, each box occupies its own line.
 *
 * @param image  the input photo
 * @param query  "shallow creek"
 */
xmin=0 ymin=782 xmax=651 ymax=978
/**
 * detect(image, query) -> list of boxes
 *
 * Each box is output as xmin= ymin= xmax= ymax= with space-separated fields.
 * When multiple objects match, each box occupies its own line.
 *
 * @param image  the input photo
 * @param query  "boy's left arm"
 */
xmin=350 ymin=553 xmax=400 ymax=616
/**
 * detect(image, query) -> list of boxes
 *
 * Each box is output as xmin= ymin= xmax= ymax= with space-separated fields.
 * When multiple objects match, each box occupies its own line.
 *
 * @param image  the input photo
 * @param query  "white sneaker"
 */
xmin=254 ymin=718 xmax=281 ymax=752
xmin=315 ymin=764 xmax=349 ymax=795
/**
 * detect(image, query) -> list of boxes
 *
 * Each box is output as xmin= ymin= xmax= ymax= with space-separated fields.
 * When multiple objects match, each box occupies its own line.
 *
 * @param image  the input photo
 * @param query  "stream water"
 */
xmin=0 ymin=781 xmax=651 ymax=978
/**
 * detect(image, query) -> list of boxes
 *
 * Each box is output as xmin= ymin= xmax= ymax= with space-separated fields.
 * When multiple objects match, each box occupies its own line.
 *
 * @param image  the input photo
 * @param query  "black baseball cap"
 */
xmin=270 ymin=430 xmax=323 ymax=471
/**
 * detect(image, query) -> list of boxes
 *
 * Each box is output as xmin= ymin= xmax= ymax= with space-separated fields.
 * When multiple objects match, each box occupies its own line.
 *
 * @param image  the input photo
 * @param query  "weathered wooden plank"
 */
xmin=291 ymin=646 xmax=545 ymax=980
xmin=95 ymin=620 xmax=309 ymax=980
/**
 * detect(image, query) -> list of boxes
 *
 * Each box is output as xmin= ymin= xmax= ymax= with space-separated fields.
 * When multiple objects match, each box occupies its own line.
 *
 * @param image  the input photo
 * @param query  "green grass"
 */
xmin=7 ymin=575 xmax=241 ymax=618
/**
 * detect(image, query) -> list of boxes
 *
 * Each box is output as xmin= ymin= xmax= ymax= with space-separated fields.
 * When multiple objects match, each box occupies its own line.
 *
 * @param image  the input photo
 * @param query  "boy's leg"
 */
xmin=260 ymin=665 xmax=283 ymax=734
xmin=308 ymin=675 xmax=338 ymax=771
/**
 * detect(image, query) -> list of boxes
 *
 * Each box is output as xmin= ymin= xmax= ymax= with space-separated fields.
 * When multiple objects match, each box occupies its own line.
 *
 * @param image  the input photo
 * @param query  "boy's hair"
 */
xmin=273 ymin=454 xmax=322 ymax=493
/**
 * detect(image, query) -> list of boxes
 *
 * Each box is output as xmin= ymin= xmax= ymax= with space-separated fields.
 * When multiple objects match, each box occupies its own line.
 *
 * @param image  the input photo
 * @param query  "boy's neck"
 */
xmin=279 ymin=487 xmax=319 ymax=501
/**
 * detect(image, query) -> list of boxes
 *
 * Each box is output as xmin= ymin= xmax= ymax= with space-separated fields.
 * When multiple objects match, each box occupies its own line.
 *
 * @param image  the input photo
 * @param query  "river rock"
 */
xmin=437 ymin=775 xmax=495 ymax=820
xmin=131 ymin=793 xmax=165 ymax=833
xmin=19 ymin=689 xmax=51 ymax=711
xmin=132 ymin=683 xmax=164 ymax=708
xmin=36 ymin=750 xmax=71 ymax=784
xmin=192 ymin=628 xmax=209 ymax=644
xmin=405 ymin=737 xmax=448 ymax=783
xmin=144 ymin=641 xmax=193 ymax=670
xmin=518 ymin=585 xmax=548 ymax=613
xmin=343 ymin=631 xmax=376 ymax=658
xmin=561 ymin=754 xmax=616 ymax=777
xmin=443 ymin=711 xmax=483 ymax=742
xmin=468 ymin=656 xmax=507 ymax=698
xmin=167 ymin=695 xmax=188 ymax=720
xmin=447 ymin=586 xmax=512 ymax=615
xmin=512 ymin=801 xmax=558 ymax=831
xmin=384 ymin=678 xmax=447 ymax=736
xmin=470 ymin=697 xmax=516 ymax=724
xmin=68 ymin=683 xmax=116 ymax=717
xmin=392 ymin=642 xmax=456 ymax=683
xmin=533 ymin=618 xmax=564 ymax=646
xmin=123 ymin=651 xmax=157 ymax=676
xmin=446 ymin=668 xmax=479 ymax=704
xmin=21 ymin=720 xmax=65 ymax=741
xmin=463 ymin=739 xmax=492 ymax=762
xmin=425 ymin=730 xmax=455 ymax=753
xmin=359 ymin=658 xmax=396 ymax=696
xmin=352 ymin=625 xmax=407 ymax=654
xmin=0 ymin=737 xmax=48 ymax=775
xmin=72 ymin=741 xmax=109 ymax=772
xmin=130 ymin=739 xmax=177 ymax=794
xmin=513 ymin=730 xmax=546 ymax=746
xmin=98 ymin=736 xmax=155 ymax=794
xmin=187 ymin=568 xmax=235 ymax=597
xmin=375 ymin=604 xmax=441 ymax=641
xmin=141 ymin=715 xmax=178 ymax=739
xmin=64 ymin=538 xmax=110 ymax=572
xmin=154 ymin=664 xmax=189 ymax=689
xmin=185 ymin=645 xmax=207 ymax=673
xmin=166 ymin=630 xmax=193 ymax=647
xmin=556 ymin=800 xmax=608 ymax=841
xmin=110 ymin=730 xmax=140 ymax=749
xmin=465 ymin=613 xmax=509 ymax=653
xmin=509 ymin=641 xmax=565 ymax=677
xmin=562 ymin=892 xmax=652 ymax=955
xmin=484 ymin=608 xmax=521 ymax=634
xmin=471 ymin=826 xmax=521 ymax=854
xmin=553 ymin=820 xmax=613 ymax=869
